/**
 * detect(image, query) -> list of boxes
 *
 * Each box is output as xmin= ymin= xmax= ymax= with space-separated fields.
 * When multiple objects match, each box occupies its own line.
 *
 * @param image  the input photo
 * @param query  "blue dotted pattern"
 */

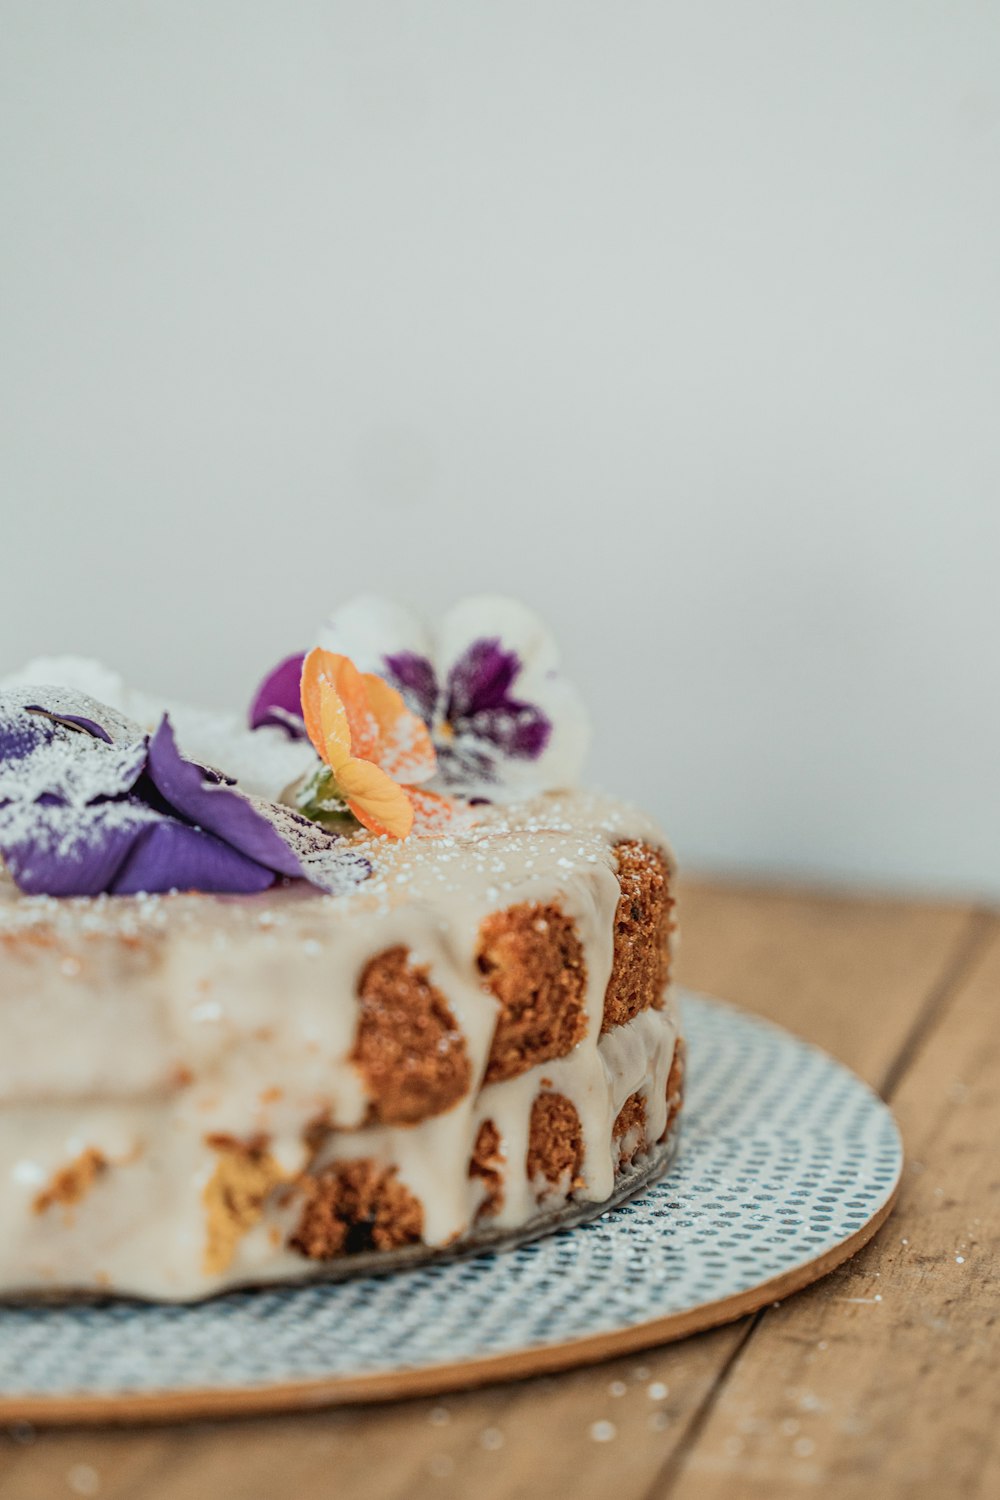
xmin=0 ymin=992 xmax=902 ymax=1399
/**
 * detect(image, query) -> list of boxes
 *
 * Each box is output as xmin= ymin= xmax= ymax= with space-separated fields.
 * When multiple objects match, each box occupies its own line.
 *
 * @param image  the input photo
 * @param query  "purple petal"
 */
xmin=0 ymin=700 xmax=55 ymax=764
xmin=249 ymin=654 xmax=307 ymax=738
xmin=2 ymin=686 xmax=143 ymax=747
xmin=466 ymin=703 xmax=552 ymax=761
xmin=262 ymin=800 xmax=373 ymax=895
xmin=440 ymin=639 xmax=552 ymax=768
xmin=435 ymin=740 xmax=500 ymax=788
xmin=0 ymin=700 xmax=147 ymax=809
xmin=0 ymin=800 xmax=155 ymax=897
xmin=1 ymin=692 xmax=373 ymax=899
xmin=145 ymin=716 xmax=306 ymax=879
xmin=382 ymin=651 xmax=440 ymax=724
xmin=111 ymin=817 xmax=277 ymax=896
xmin=25 ymin=707 xmax=113 ymax=744
xmin=445 ymin=638 xmax=520 ymax=720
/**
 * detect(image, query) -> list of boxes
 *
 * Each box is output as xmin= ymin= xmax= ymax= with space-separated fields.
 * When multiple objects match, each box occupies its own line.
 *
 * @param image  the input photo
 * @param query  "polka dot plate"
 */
xmin=0 ymin=992 xmax=903 ymax=1423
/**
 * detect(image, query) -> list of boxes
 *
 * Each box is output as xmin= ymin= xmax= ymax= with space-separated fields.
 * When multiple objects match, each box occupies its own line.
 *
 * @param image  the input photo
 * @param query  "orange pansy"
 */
xmin=300 ymin=648 xmax=452 ymax=840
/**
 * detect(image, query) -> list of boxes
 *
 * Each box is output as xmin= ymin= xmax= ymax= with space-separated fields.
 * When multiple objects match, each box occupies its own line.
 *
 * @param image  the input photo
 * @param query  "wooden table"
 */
xmin=2 ymin=879 xmax=997 ymax=1500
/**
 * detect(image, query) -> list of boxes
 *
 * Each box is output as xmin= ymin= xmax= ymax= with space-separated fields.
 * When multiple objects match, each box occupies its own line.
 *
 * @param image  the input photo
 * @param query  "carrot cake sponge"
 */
xmin=0 ymin=597 xmax=682 ymax=1299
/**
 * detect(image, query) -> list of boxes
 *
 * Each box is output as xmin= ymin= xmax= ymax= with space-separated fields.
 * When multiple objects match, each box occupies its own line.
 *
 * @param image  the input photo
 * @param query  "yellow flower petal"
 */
xmin=362 ymin=673 xmax=437 ymax=785
xmin=301 ymin=647 xmax=352 ymax=770
xmin=329 ymin=655 xmax=381 ymax=763
xmin=317 ymin=677 xmax=353 ymax=775
xmin=337 ymin=757 xmax=414 ymax=840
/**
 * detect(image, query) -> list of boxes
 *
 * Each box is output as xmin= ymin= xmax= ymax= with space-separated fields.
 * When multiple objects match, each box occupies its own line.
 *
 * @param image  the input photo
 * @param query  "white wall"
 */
xmin=1 ymin=3 xmax=998 ymax=897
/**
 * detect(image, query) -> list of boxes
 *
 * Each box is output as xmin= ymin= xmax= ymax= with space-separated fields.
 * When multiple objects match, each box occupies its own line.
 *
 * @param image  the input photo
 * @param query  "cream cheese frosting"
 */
xmin=0 ymin=790 xmax=679 ymax=1300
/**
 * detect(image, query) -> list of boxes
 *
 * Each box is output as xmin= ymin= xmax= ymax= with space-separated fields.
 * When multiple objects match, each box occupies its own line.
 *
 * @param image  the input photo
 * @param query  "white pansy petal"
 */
xmin=522 ymin=670 xmax=591 ymax=787
xmin=467 ymin=674 xmax=591 ymax=802
xmin=316 ymin=595 xmax=431 ymax=676
xmin=434 ymin=596 xmax=559 ymax=681
xmin=435 ymin=595 xmax=590 ymax=797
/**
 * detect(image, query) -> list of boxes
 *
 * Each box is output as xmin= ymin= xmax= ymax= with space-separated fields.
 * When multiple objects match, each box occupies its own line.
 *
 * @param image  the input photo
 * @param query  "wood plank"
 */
xmin=0 ymin=885 xmax=981 ymax=1500
xmin=675 ymin=878 xmax=977 ymax=1087
xmin=0 ymin=1329 xmax=752 ymax=1500
xmin=660 ymin=912 xmax=1000 ymax=1500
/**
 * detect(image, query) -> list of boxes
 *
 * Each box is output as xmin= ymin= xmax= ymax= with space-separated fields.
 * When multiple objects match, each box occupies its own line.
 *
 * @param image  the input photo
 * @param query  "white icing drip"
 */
xmin=475 ymin=1001 xmax=679 ymax=1232
xmin=0 ymin=789 xmax=680 ymax=1298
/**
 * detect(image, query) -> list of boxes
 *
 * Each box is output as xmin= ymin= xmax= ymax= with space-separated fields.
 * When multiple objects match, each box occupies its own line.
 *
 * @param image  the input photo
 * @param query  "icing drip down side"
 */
xmin=0 ymin=790 xmax=681 ymax=1299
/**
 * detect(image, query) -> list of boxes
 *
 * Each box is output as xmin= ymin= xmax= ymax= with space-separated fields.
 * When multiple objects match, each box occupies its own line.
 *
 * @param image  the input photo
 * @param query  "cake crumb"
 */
xmin=478 ymin=903 xmax=587 ymax=1084
xmin=613 ymin=1091 xmax=648 ymax=1167
xmin=603 ymin=842 xmax=674 ymax=1030
xmin=353 ymin=947 xmax=472 ymax=1125
xmin=528 ymin=1093 xmax=584 ymax=1198
xmin=469 ymin=1119 xmax=505 ymax=1218
xmin=289 ymin=1159 xmax=423 ymax=1258
xmin=202 ymin=1136 xmax=285 ymax=1275
xmin=33 ymin=1148 xmax=107 ymax=1218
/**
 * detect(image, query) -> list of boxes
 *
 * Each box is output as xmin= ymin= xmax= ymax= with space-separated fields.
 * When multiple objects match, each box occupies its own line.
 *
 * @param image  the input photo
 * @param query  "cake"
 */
xmin=0 ymin=597 xmax=682 ymax=1300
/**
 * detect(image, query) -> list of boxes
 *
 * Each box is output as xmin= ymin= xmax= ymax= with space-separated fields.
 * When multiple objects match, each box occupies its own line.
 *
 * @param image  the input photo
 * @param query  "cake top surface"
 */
xmin=0 ymin=787 xmax=671 ymax=942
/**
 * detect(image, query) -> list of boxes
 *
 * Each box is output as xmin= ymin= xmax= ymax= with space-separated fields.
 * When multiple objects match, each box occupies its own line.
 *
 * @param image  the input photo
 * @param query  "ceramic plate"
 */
xmin=0 ymin=992 xmax=902 ymax=1422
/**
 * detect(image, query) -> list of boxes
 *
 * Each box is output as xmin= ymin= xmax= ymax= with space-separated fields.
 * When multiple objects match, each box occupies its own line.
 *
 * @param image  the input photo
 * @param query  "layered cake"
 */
xmin=0 ymin=597 xmax=682 ymax=1300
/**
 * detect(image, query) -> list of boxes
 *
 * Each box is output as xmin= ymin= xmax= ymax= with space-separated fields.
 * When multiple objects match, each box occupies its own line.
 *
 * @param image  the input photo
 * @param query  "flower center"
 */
xmin=436 ymin=719 xmax=456 ymax=744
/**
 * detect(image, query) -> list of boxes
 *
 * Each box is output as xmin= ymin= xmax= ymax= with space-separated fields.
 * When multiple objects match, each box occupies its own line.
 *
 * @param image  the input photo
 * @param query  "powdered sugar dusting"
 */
xmin=1 ymin=681 xmax=142 ymax=748
xmin=0 ymin=799 xmax=159 ymax=880
xmin=0 ymin=659 xmax=314 ymax=805
xmin=0 ymin=709 xmax=146 ymax=810
xmin=254 ymin=799 xmax=372 ymax=896
xmin=0 ymin=682 xmax=369 ymax=900
xmin=0 ymin=788 xmax=671 ymax=938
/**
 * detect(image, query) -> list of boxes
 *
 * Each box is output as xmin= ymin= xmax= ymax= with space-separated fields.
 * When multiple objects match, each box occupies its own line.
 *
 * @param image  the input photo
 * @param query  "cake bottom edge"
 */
xmin=0 ymin=1122 xmax=682 ymax=1308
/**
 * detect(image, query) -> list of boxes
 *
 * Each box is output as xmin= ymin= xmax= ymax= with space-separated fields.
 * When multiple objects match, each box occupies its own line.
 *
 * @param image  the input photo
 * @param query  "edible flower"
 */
xmin=297 ymin=649 xmax=453 ymax=839
xmin=250 ymin=596 xmax=590 ymax=802
xmin=321 ymin=595 xmax=590 ymax=800
xmin=0 ymin=688 xmax=370 ymax=898
xmin=248 ymin=653 xmax=309 ymax=741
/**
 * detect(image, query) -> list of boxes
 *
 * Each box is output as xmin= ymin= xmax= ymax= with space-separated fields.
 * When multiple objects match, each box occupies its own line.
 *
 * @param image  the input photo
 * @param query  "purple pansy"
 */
xmin=313 ymin=595 xmax=590 ymax=800
xmin=249 ymin=597 xmax=591 ymax=800
xmin=248 ymin=653 xmax=309 ymax=740
xmin=143 ymin=717 xmax=307 ymax=879
xmin=0 ymin=689 xmax=369 ymax=898
xmin=383 ymin=637 xmax=552 ymax=788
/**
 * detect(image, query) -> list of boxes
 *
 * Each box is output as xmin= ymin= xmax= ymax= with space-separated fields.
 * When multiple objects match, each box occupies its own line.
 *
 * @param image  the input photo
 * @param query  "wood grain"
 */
xmin=0 ymin=880 xmax=991 ymax=1500
xmin=675 ymin=878 xmax=977 ymax=1091
xmin=658 ymin=911 xmax=1000 ymax=1500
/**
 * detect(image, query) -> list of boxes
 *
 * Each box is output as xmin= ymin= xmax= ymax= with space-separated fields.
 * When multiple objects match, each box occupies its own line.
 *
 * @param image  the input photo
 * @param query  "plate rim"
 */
xmin=0 ymin=1189 xmax=899 ymax=1425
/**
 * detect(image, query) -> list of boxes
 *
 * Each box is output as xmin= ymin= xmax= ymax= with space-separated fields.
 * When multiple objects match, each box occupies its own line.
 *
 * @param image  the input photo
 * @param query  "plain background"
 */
xmin=1 ymin=3 xmax=998 ymax=897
